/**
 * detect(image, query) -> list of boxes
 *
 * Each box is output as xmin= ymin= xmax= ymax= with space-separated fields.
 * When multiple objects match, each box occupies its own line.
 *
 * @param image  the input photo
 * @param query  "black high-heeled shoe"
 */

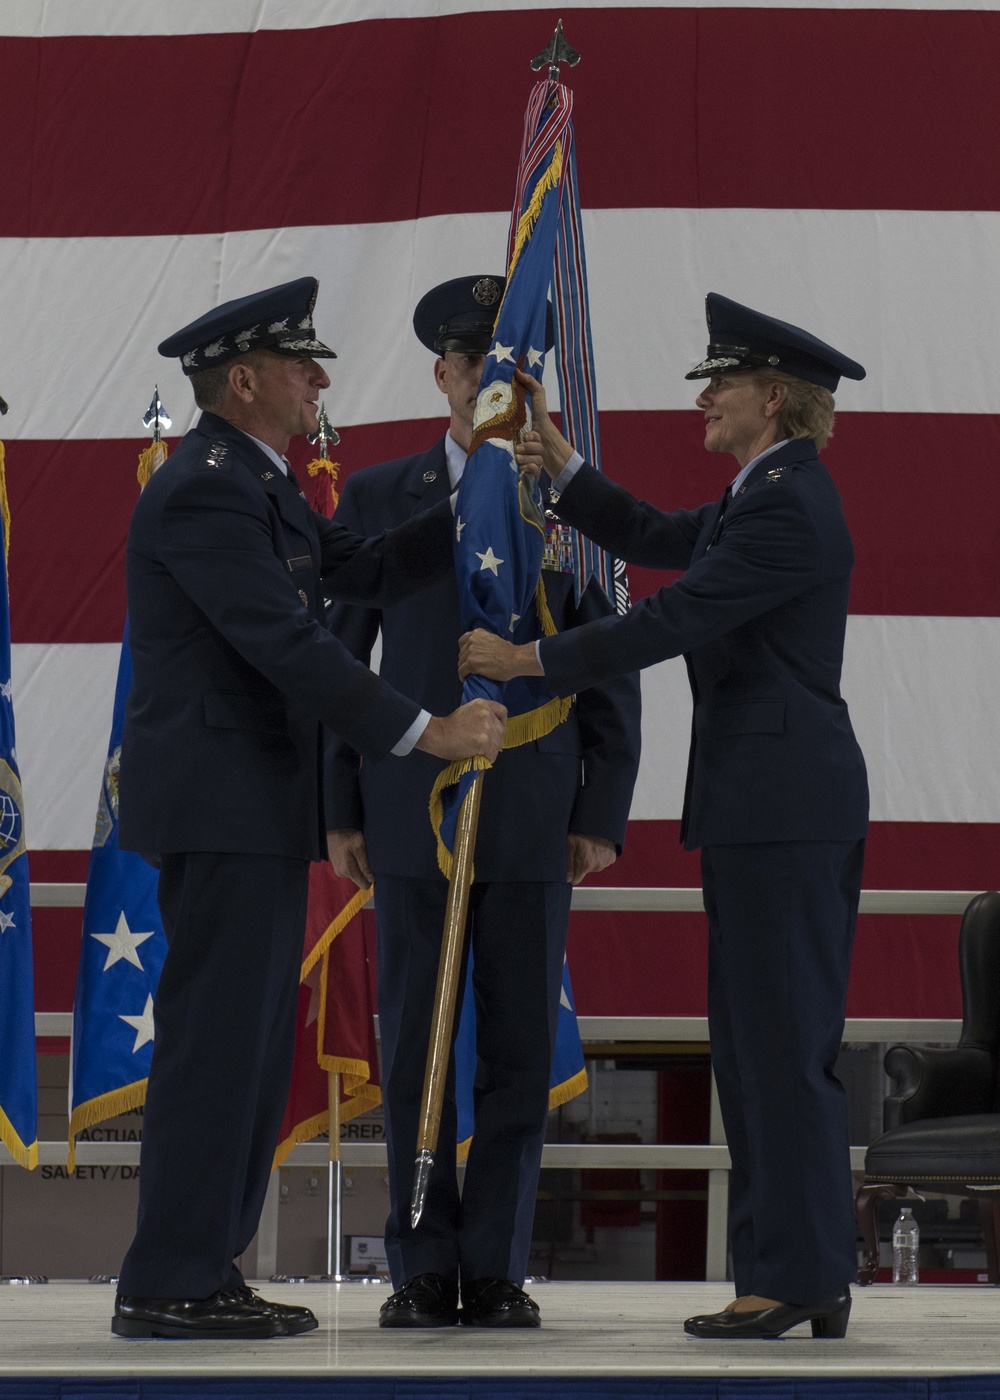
xmin=683 ymin=1289 xmax=851 ymax=1339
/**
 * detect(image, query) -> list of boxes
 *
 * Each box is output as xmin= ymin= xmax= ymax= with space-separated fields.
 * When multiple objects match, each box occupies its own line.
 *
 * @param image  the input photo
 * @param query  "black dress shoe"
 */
xmin=379 ymin=1273 xmax=459 ymax=1328
xmin=225 ymin=1285 xmax=318 ymax=1334
xmin=683 ymin=1289 xmax=851 ymax=1339
xmin=112 ymin=1290 xmax=285 ymax=1339
xmin=459 ymin=1278 xmax=541 ymax=1328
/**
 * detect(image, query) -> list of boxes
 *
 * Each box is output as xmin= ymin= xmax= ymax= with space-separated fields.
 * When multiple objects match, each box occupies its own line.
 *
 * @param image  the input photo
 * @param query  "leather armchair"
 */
xmin=855 ymin=890 xmax=1000 ymax=1285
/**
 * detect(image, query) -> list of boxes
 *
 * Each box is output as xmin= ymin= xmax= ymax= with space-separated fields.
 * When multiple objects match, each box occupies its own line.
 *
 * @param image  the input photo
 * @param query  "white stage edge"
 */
xmin=0 ymin=1282 xmax=998 ymax=1381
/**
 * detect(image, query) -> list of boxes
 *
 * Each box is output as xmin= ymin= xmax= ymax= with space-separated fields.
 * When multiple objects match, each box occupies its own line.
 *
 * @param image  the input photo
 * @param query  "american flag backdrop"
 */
xmin=2 ymin=0 xmax=998 ymax=1028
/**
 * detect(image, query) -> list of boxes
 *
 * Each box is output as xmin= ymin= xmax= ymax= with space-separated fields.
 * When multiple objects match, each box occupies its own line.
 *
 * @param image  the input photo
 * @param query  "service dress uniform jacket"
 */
xmin=325 ymin=437 xmax=642 ymax=1287
xmin=117 ymin=412 xmax=454 ymax=1299
xmin=539 ymin=437 xmax=868 ymax=1306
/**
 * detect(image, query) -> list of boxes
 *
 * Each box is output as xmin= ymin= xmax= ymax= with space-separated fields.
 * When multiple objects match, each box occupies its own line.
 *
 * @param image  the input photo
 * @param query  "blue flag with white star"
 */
xmin=430 ymin=83 xmax=577 ymax=869
xmin=0 ymin=445 xmax=39 ymax=1170
xmin=454 ymin=953 xmax=587 ymax=1157
xmin=69 ymin=623 xmax=166 ymax=1170
xmin=435 ymin=75 xmax=589 ymax=1150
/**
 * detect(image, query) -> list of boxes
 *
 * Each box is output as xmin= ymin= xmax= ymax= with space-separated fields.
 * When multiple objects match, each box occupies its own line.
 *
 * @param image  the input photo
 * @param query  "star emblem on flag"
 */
xmin=0 ymin=909 xmax=15 ymax=934
xmin=476 ymin=547 xmax=504 ymax=575
xmin=91 ymin=911 xmax=155 ymax=971
xmin=526 ymin=347 xmax=544 ymax=368
xmin=0 ymin=679 xmax=11 ymax=703
xmin=456 ymin=516 xmax=466 ymax=540
xmin=120 ymin=994 xmax=155 ymax=1052
xmin=488 ymin=342 xmax=515 ymax=365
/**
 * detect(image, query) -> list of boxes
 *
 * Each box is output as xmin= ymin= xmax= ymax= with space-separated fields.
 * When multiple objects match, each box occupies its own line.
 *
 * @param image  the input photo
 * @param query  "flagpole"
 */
xmin=326 ymin=1070 xmax=347 ymax=1280
xmin=410 ymin=774 xmax=483 ymax=1227
xmin=409 ymin=19 xmax=583 ymax=1231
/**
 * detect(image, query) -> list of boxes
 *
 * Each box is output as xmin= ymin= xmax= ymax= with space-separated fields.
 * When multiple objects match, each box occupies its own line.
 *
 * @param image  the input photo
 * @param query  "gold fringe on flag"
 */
xmin=1 ymin=1105 xmax=38 ymax=1171
xmin=272 ymin=931 xmax=380 ymax=1168
xmin=508 ymin=139 xmax=563 ymax=281
xmin=428 ymin=575 xmax=576 ymax=875
xmin=428 ymin=754 xmax=493 ymax=880
xmin=300 ymin=883 xmax=373 ymax=982
xmin=137 ymin=439 xmax=169 ymax=489
xmin=67 ymin=1079 xmax=148 ymax=1173
xmin=305 ymin=457 xmax=341 ymax=510
xmin=456 ymin=1066 xmax=589 ymax=1164
xmin=0 ymin=439 xmax=10 ymax=566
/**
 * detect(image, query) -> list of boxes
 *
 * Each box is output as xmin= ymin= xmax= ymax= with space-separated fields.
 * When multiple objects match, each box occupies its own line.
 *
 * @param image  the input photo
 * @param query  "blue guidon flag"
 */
xmin=0 ymin=438 xmax=38 ymax=1170
xmin=434 ymin=74 xmax=599 ymax=1136
xmin=69 ymin=625 xmax=167 ymax=1171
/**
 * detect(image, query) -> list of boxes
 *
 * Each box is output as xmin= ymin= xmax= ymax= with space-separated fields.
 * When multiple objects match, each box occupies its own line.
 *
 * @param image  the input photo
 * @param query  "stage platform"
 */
xmin=0 ymin=1281 xmax=998 ymax=1398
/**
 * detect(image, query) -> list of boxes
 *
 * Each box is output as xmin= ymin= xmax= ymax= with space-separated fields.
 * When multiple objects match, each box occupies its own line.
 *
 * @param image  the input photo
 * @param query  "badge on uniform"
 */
xmin=204 ymin=441 xmax=229 ymax=469
xmin=541 ymin=521 xmax=575 ymax=573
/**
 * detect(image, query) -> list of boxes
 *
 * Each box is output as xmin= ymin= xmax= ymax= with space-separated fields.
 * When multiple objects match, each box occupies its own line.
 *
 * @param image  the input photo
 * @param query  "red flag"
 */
xmin=274 ymin=863 xmax=379 ymax=1167
xmin=273 ymin=426 xmax=378 ymax=1167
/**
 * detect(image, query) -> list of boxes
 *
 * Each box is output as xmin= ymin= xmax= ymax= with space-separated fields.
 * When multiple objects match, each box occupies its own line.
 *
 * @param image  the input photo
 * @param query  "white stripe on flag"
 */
xmin=4 ymin=208 xmax=1000 ymax=440
xmin=11 ymin=620 xmax=1000 ymax=849
xmin=11 ymin=643 xmax=120 ymax=850
xmin=3 ymin=1 xmax=994 ymax=39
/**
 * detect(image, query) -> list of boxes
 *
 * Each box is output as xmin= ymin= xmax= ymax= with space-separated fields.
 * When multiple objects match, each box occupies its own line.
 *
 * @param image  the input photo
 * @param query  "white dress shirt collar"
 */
xmin=729 ymin=438 xmax=790 ymax=497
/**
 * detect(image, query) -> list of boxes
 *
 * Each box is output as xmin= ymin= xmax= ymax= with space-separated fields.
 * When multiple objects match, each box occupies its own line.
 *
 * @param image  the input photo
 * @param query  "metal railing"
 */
xmin=11 ymin=882 xmax=974 ymax=1279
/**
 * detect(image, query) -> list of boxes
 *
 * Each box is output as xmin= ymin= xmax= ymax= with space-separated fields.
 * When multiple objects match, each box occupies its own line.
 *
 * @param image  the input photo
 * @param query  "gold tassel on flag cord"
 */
xmin=0 ymin=439 xmax=10 ymax=566
xmin=305 ymin=456 xmax=341 ymax=510
xmin=305 ymin=402 xmax=341 ymax=510
xmin=138 ymin=386 xmax=172 ymax=487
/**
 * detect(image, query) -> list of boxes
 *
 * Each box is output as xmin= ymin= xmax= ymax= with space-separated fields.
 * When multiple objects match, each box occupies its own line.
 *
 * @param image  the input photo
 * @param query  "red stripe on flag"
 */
xmin=9 ymin=411 xmax=997 ymax=642
xmin=4 ymin=9 xmax=1000 ymax=238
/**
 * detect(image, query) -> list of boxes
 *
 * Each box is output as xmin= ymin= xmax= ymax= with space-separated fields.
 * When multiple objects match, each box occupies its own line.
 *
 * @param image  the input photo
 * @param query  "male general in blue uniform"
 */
xmin=325 ymin=276 xmax=642 ymax=1328
xmin=461 ymin=294 xmax=869 ymax=1341
xmin=112 ymin=278 xmax=505 ymax=1340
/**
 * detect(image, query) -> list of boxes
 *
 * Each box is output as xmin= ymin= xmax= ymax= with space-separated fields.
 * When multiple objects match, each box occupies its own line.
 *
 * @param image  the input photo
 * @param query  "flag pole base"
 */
xmin=410 ymin=1148 xmax=434 ymax=1229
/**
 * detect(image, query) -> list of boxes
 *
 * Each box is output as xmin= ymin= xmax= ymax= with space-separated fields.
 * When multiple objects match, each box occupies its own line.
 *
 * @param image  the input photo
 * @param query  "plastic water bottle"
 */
xmin=892 ymin=1206 xmax=919 ymax=1284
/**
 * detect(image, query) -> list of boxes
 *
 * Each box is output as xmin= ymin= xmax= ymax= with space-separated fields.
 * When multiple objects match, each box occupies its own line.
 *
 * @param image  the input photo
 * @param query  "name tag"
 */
xmin=287 ymin=555 xmax=311 ymax=572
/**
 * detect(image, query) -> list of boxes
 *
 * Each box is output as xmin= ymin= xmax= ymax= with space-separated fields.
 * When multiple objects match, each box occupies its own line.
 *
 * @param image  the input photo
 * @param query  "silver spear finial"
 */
xmin=307 ymin=400 xmax=340 ymax=460
xmin=530 ymin=18 xmax=580 ymax=84
xmin=142 ymin=386 xmax=172 ymax=442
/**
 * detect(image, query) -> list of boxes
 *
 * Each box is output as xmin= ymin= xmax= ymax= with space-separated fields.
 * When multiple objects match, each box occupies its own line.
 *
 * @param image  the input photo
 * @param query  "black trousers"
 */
xmin=118 ymin=851 xmax=309 ymax=1298
xmin=376 ymin=876 xmax=572 ymax=1289
xmin=702 ymin=839 xmax=865 ymax=1306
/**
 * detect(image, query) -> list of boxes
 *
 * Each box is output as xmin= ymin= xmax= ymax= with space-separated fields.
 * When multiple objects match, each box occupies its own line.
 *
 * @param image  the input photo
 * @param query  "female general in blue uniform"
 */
xmin=459 ymin=293 xmax=869 ymax=1341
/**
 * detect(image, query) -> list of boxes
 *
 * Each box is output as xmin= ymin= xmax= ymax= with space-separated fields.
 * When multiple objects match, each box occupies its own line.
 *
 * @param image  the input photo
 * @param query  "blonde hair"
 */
xmin=751 ymin=368 xmax=836 ymax=453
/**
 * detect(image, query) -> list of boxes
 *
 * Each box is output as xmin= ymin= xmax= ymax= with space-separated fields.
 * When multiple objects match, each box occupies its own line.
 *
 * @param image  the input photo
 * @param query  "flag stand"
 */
xmin=321 ymin=1070 xmax=382 ymax=1284
xmin=325 ymin=1071 xmax=346 ymax=1280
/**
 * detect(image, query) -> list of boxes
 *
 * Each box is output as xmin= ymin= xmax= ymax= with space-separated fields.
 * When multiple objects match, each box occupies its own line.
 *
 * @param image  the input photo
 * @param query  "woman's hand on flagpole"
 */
xmin=459 ymin=629 xmax=543 ymax=683
xmin=514 ymin=368 xmax=575 ymax=478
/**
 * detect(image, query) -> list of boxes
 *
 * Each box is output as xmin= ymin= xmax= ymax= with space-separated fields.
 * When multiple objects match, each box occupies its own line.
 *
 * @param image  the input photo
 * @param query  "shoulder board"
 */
xmin=200 ymin=440 xmax=231 ymax=471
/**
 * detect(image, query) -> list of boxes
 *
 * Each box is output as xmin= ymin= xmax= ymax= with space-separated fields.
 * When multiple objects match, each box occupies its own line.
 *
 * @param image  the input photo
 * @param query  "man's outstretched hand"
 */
xmin=416 ymin=698 xmax=507 ymax=762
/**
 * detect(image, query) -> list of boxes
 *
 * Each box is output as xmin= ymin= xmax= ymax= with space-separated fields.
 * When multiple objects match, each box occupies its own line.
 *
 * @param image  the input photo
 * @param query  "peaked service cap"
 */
xmin=158 ymin=277 xmax=337 ymax=376
xmin=413 ymin=275 xmax=554 ymax=354
xmin=686 ymin=293 xmax=865 ymax=392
